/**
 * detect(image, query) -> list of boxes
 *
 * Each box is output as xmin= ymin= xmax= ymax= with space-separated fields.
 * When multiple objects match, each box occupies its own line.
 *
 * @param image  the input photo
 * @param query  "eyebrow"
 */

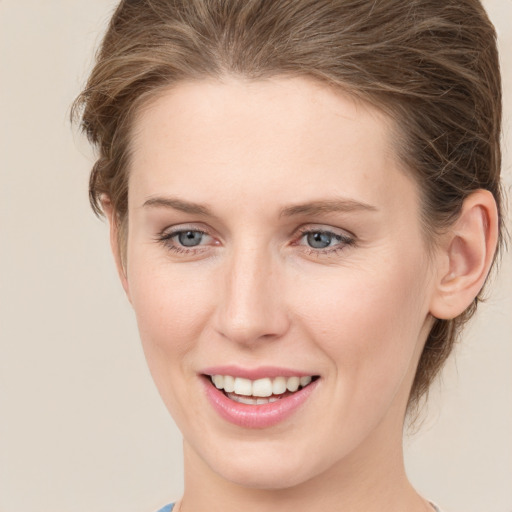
xmin=279 ymin=198 xmax=378 ymax=217
xmin=143 ymin=196 xmax=212 ymax=215
xmin=142 ymin=195 xmax=378 ymax=217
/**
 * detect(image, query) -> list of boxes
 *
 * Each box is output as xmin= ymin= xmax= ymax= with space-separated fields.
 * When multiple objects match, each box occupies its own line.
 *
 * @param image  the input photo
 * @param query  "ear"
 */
xmin=102 ymin=197 xmax=131 ymax=302
xmin=429 ymin=189 xmax=499 ymax=320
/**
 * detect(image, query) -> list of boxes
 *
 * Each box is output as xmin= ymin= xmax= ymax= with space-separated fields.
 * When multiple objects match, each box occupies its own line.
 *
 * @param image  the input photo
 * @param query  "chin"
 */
xmin=200 ymin=440 xmax=331 ymax=491
xmin=218 ymin=461 xmax=316 ymax=490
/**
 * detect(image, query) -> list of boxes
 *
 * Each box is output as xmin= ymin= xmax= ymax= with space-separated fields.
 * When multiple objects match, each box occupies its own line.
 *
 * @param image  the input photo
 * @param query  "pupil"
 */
xmin=307 ymin=232 xmax=332 ymax=249
xmin=178 ymin=231 xmax=203 ymax=247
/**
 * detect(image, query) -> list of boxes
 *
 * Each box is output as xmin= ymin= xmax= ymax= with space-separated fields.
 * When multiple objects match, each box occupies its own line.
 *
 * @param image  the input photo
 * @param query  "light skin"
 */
xmin=104 ymin=77 xmax=498 ymax=512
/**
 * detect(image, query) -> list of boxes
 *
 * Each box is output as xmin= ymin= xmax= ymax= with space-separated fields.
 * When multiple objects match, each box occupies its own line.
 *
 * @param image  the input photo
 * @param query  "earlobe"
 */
xmin=101 ymin=197 xmax=131 ymax=302
xmin=429 ymin=190 xmax=499 ymax=320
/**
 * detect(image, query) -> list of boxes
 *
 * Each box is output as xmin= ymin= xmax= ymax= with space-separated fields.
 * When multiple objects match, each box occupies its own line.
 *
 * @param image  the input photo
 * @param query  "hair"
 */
xmin=73 ymin=0 xmax=504 ymax=412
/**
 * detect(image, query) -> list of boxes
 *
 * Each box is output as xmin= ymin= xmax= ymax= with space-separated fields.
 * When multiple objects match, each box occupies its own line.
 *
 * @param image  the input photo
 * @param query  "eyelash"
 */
xmin=294 ymin=227 xmax=356 ymax=256
xmin=156 ymin=228 xmax=212 ymax=255
xmin=156 ymin=226 xmax=356 ymax=257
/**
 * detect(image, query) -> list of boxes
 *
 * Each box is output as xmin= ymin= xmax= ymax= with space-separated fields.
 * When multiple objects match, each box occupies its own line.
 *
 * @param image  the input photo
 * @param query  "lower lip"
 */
xmin=202 ymin=376 xmax=319 ymax=429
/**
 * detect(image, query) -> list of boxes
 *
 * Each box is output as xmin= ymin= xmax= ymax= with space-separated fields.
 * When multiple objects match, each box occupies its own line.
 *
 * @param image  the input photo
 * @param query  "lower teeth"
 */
xmin=225 ymin=392 xmax=281 ymax=405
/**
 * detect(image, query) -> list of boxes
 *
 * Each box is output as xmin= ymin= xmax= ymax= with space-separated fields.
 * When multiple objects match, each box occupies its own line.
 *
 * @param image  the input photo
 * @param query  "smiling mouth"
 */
xmin=207 ymin=374 xmax=320 ymax=405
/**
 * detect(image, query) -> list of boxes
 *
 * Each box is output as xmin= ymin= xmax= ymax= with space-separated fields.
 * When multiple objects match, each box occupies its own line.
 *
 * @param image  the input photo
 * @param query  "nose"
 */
xmin=213 ymin=245 xmax=290 ymax=346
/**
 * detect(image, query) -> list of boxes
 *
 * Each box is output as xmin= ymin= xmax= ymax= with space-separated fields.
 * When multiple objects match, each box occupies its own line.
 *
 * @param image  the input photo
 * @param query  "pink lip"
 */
xmin=201 ymin=375 xmax=320 ymax=429
xmin=201 ymin=365 xmax=315 ymax=380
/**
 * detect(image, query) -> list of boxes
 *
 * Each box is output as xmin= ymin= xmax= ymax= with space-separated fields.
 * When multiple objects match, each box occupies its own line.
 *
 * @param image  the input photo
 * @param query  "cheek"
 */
xmin=293 ymin=254 xmax=430 ymax=397
xmin=127 ymin=251 xmax=214 ymax=365
xmin=126 ymin=257 xmax=217 ymax=427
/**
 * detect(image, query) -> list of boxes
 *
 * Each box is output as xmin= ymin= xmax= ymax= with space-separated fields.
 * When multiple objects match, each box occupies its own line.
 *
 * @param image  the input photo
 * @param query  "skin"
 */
xmin=105 ymin=76 xmax=498 ymax=512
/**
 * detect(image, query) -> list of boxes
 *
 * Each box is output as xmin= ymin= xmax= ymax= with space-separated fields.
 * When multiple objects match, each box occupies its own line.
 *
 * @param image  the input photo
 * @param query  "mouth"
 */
xmin=200 ymin=366 xmax=321 ymax=428
xmin=207 ymin=374 xmax=319 ymax=405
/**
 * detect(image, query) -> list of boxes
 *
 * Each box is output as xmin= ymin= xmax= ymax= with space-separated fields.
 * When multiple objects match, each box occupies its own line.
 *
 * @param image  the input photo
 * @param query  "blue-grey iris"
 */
xmin=178 ymin=231 xmax=203 ymax=247
xmin=307 ymin=232 xmax=334 ymax=249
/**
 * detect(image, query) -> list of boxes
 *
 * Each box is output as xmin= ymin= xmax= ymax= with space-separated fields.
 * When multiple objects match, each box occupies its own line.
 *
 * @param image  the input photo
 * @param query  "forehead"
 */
xmin=128 ymin=76 xmax=418 ymax=215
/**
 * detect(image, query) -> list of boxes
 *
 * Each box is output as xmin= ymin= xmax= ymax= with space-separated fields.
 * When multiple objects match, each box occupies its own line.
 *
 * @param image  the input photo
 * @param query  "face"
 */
xmin=121 ymin=77 xmax=437 ymax=489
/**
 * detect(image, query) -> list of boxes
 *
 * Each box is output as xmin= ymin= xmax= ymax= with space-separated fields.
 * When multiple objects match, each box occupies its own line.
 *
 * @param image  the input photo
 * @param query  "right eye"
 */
xmin=157 ymin=227 xmax=216 ymax=254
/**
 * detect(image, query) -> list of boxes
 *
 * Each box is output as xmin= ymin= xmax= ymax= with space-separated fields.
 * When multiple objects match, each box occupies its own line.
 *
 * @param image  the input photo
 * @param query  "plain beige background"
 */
xmin=0 ymin=1 xmax=511 ymax=511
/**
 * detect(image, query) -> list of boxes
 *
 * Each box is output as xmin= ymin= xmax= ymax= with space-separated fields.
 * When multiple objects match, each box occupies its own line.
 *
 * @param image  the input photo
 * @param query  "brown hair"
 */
xmin=73 ymin=0 xmax=504 ymax=411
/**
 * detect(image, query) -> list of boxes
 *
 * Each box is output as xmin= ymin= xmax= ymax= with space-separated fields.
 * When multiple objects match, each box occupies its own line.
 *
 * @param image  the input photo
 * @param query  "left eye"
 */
xmin=298 ymin=229 xmax=353 ymax=250
xmin=305 ymin=231 xmax=339 ymax=248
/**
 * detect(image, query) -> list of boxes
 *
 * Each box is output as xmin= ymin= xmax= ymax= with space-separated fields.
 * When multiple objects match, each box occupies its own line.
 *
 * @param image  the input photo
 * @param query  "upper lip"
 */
xmin=201 ymin=365 xmax=317 ymax=380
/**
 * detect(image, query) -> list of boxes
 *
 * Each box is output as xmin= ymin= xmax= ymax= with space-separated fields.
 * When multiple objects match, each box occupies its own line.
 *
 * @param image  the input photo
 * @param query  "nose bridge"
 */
xmin=215 ymin=241 xmax=289 ymax=345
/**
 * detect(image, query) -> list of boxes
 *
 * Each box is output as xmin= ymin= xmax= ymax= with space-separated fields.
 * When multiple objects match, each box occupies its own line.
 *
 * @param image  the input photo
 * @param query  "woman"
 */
xmin=73 ymin=1 xmax=504 ymax=511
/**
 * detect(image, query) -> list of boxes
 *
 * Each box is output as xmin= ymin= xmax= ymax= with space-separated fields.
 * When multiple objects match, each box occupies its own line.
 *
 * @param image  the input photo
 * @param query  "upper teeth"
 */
xmin=210 ymin=375 xmax=313 ymax=397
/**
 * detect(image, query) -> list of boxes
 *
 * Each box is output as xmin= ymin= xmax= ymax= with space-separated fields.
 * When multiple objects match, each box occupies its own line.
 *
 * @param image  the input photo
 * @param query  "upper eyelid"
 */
xmin=294 ymin=230 xmax=354 ymax=248
xmin=295 ymin=224 xmax=355 ymax=239
xmin=159 ymin=223 xmax=212 ymax=237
